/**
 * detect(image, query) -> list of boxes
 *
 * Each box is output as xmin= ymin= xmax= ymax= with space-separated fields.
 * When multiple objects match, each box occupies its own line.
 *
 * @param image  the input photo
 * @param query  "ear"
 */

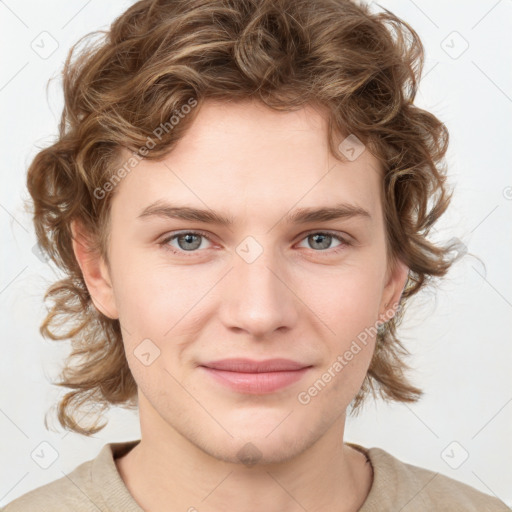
xmin=70 ymin=219 xmax=119 ymax=320
xmin=378 ymin=257 xmax=409 ymax=325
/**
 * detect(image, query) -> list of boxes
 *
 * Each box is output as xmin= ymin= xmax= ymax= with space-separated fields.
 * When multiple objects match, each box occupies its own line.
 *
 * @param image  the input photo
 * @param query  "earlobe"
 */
xmin=70 ymin=220 xmax=119 ymax=320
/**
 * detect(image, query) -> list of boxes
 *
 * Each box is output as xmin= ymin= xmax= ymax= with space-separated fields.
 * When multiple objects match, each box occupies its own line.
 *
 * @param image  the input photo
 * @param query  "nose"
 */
xmin=219 ymin=243 xmax=299 ymax=338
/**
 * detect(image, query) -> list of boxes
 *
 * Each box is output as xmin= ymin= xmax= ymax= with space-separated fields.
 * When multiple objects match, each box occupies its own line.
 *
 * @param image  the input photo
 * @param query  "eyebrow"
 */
xmin=137 ymin=200 xmax=372 ymax=226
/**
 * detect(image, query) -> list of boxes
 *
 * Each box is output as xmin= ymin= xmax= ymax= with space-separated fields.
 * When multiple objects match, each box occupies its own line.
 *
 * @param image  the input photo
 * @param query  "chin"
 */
xmin=202 ymin=433 xmax=313 ymax=467
xmin=187 ymin=414 xmax=320 ymax=467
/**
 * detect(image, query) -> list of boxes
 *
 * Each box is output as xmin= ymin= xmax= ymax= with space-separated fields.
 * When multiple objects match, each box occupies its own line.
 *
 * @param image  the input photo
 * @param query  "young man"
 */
xmin=5 ymin=0 xmax=508 ymax=510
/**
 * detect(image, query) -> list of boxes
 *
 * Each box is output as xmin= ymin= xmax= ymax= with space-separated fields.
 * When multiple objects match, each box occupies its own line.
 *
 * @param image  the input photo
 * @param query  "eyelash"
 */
xmin=158 ymin=230 xmax=352 ymax=256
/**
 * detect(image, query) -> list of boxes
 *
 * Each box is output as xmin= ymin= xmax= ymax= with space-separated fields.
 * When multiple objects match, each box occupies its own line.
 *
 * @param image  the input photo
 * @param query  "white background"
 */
xmin=1 ymin=0 xmax=511 ymax=507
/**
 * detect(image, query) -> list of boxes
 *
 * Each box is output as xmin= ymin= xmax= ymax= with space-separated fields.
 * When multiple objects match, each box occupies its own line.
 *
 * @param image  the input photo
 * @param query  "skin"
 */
xmin=72 ymin=99 xmax=409 ymax=512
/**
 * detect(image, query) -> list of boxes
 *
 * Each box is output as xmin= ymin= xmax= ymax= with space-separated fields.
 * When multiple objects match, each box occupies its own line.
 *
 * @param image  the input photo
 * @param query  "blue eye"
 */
xmin=160 ymin=231 xmax=212 ymax=253
xmin=159 ymin=230 xmax=351 ymax=256
xmin=298 ymin=232 xmax=350 ymax=252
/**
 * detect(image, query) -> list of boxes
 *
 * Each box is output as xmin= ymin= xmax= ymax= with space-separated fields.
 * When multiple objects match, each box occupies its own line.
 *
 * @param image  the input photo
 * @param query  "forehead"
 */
xmin=110 ymin=99 xmax=383 ymax=223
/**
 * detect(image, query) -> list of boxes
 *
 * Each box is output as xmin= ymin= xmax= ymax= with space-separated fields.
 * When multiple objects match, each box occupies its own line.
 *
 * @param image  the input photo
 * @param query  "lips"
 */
xmin=200 ymin=358 xmax=308 ymax=373
xmin=199 ymin=358 xmax=312 ymax=394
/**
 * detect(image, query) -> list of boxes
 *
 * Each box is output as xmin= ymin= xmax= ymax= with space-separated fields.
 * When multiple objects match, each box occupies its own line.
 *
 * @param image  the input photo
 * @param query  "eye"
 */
xmin=158 ymin=230 xmax=352 ymax=256
xmin=159 ymin=230 xmax=213 ymax=254
xmin=297 ymin=231 xmax=351 ymax=253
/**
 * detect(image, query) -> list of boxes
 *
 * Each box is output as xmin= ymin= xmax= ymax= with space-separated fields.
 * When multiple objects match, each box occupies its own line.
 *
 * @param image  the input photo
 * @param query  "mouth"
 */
xmin=198 ymin=358 xmax=313 ymax=394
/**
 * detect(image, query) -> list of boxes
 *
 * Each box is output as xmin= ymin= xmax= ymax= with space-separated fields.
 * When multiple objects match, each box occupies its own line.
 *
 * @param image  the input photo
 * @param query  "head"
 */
xmin=27 ymin=0 xmax=462 ymax=458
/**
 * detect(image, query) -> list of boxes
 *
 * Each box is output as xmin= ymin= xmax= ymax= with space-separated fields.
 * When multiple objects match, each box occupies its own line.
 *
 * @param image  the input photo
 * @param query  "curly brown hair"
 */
xmin=25 ymin=0 xmax=466 ymax=435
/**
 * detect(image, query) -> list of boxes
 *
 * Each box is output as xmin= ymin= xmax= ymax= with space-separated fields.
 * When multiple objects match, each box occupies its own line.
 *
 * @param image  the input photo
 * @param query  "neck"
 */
xmin=116 ymin=395 xmax=373 ymax=512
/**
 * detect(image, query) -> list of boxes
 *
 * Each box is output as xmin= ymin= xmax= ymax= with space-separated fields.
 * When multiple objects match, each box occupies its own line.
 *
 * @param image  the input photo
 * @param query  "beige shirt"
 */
xmin=2 ymin=439 xmax=508 ymax=511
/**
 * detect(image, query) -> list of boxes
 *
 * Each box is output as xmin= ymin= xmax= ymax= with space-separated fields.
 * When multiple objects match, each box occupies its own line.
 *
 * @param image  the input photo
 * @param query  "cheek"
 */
xmin=110 ymin=233 xmax=385 ymax=338
xmin=300 ymin=264 xmax=384 ymax=335
xmin=303 ymin=279 xmax=379 ymax=407
xmin=109 ymin=250 xmax=215 ymax=345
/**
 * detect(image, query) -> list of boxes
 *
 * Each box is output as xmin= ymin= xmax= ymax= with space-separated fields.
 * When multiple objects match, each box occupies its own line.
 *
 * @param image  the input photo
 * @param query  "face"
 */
xmin=76 ymin=99 xmax=408 ymax=465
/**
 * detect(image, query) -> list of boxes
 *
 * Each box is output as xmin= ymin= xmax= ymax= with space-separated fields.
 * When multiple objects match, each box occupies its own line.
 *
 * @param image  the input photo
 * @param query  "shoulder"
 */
xmin=1 ymin=457 xmax=97 ymax=512
xmin=347 ymin=443 xmax=509 ymax=512
xmin=2 ymin=440 xmax=141 ymax=512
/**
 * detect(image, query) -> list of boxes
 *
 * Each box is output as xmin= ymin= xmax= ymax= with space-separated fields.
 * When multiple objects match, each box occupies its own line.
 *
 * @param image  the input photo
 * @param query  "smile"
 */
xmin=198 ymin=358 xmax=313 ymax=394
